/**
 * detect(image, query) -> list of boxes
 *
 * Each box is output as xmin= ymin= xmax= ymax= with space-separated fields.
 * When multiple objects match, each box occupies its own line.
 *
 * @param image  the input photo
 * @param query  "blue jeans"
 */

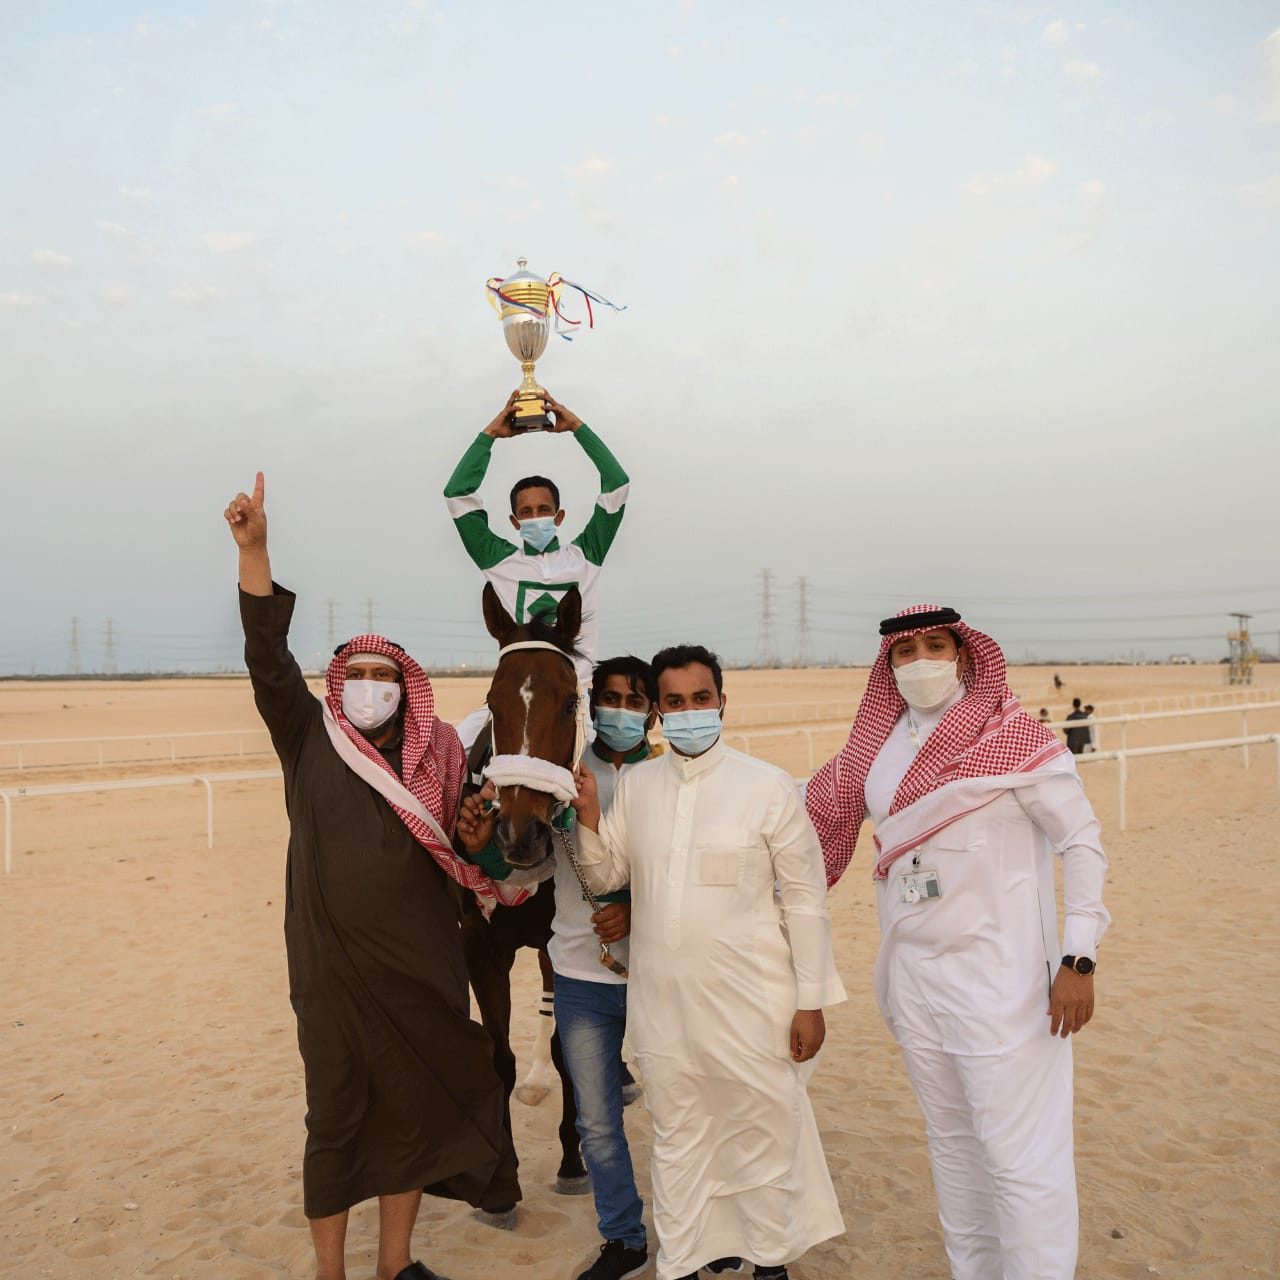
xmin=554 ymin=973 xmax=646 ymax=1250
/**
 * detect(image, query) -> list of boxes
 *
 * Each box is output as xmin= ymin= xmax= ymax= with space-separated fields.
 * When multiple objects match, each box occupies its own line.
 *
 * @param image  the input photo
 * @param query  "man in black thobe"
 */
xmin=226 ymin=472 xmax=519 ymax=1280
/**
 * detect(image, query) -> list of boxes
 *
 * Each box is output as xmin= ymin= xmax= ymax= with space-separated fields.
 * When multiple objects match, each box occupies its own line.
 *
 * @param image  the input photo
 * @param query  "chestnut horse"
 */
xmin=459 ymin=583 xmax=588 ymax=1207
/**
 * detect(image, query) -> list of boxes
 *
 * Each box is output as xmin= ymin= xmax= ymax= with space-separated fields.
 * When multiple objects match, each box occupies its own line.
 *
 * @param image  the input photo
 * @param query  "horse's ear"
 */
xmin=555 ymin=586 xmax=583 ymax=651
xmin=482 ymin=584 xmax=515 ymax=643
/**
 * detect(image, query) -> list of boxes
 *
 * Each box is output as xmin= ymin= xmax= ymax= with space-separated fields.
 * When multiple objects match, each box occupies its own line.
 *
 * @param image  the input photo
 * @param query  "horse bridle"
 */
xmin=483 ymin=639 xmax=626 ymax=979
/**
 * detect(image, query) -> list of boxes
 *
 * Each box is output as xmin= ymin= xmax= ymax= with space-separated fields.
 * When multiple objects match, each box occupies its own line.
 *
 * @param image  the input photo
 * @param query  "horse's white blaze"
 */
xmin=519 ymin=676 xmax=533 ymax=755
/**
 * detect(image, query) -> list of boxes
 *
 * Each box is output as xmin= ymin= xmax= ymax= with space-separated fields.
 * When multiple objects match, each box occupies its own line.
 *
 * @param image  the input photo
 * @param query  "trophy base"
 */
xmin=511 ymin=409 xmax=551 ymax=433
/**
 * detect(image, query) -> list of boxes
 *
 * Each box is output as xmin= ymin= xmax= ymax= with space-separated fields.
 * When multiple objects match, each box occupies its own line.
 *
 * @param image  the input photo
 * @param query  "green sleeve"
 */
xmin=443 ymin=433 xmax=517 ymax=571
xmin=459 ymin=835 xmax=516 ymax=882
xmin=570 ymin=424 xmax=630 ymax=567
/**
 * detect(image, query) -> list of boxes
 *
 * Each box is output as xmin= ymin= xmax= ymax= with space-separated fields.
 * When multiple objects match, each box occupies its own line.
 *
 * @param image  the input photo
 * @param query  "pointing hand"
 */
xmin=225 ymin=472 xmax=267 ymax=550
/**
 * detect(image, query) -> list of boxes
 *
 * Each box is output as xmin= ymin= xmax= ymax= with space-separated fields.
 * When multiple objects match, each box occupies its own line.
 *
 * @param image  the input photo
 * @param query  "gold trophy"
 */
xmin=489 ymin=258 xmax=553 ymax=432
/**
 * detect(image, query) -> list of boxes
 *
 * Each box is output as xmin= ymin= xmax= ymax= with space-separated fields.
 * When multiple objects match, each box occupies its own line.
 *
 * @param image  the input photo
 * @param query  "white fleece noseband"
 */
xmin=482 ymin=639 xmax=587 ymax=802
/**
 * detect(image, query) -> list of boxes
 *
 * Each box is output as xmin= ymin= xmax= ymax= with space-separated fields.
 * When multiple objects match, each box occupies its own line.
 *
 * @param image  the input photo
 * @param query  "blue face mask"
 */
xmin=518 ymin=516 xmax=558 ymax=553
xmin=661 ymin=705 xmax=723 ymax=756
xmin=594 ymin=707 xmax=649 ymax=752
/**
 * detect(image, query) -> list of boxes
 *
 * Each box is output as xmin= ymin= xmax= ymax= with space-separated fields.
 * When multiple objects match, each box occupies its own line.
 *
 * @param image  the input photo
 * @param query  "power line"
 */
xmin=794 ymin=576 xmax=811 ymax=667
xmin=67 ymin=617 xmax=81 ymax=675
xmin=103 ymin=618 xmax=118 ymax=676
xmin=755 ymin=569 xmax=778 ymax=666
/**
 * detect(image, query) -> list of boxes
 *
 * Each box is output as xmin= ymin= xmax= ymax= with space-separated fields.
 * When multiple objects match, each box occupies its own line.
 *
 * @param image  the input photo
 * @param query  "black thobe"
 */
xmin=241 ymin=585 xmax=520 ymax=1219
xmin=1063 ymin=710 xmax=1091 ymax=755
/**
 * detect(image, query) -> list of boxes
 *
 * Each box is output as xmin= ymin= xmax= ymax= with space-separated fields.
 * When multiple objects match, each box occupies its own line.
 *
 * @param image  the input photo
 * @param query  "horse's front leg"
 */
xmin=515 ymin=947 xmax=559 ymax=1106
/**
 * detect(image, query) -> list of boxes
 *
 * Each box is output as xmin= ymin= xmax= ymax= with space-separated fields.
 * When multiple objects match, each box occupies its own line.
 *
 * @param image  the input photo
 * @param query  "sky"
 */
xmin=2 ymin=0 xmax=1279 ymax=674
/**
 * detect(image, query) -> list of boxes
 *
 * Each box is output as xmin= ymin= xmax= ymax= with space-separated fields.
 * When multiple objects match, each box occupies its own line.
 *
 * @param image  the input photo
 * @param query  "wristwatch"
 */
xmin=1061 ymin=955 xmax=1096 ymax=975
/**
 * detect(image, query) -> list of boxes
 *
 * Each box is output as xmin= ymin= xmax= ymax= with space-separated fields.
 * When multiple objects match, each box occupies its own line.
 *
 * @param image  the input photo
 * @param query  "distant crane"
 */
xmin=1226 ymin=612 xmax=1256 ymax=686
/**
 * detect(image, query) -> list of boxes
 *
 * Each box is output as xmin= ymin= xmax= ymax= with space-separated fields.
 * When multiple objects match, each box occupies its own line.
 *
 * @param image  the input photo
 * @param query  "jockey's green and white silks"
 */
xmin=443 ymin=424 xmax=629 ymax=689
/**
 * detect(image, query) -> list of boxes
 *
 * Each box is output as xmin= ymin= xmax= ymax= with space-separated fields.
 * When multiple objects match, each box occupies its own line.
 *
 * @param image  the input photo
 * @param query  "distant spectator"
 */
xmin=1038 ymin=708 xmax=1051 ymax=724
xmin=1083 ymin=704 xmax=1098 ymax=753
xmin=1064 ymin=698 xmax=1090 ymax=755
xmin=1054 ymin=673 xmax=1064 ymax=690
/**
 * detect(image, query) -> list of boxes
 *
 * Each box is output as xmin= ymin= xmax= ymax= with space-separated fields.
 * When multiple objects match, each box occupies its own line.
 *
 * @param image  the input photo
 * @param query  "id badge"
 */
xmin=898 ymin=865 xmax=943 ymax=905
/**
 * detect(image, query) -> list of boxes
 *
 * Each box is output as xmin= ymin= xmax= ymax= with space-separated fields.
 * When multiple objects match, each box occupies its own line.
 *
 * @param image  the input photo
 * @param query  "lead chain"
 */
xmin=553 ymin=823 xmax=628 ymax=979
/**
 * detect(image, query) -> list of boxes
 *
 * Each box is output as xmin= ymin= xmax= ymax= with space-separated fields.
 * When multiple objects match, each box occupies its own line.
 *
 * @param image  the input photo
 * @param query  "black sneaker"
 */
xmin=576 ymin=1238 xmax=650 ymax=1280
xmin=752 ymin=1268 xmax=788 ymax=1280
xmin=707 ymin=1262 xmax=745 ymax=1275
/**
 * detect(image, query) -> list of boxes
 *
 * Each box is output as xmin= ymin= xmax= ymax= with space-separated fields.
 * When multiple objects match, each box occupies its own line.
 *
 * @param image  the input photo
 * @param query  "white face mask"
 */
xmin=342 ymin=679 xmax=402 ymax=732
xmin=893 ymin=659 xmax=961 ymax=712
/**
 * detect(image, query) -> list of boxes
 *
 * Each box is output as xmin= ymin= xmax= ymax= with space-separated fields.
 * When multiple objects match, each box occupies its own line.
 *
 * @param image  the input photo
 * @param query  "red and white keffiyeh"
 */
xmin=805 ymin=604 xmax=1068 ymax=887
xmin=325 ymin=635 xmax=523 ymax=903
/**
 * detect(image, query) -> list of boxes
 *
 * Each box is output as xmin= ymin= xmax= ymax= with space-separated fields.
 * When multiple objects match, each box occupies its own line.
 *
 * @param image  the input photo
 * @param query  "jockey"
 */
xmin=443 ymin=389 xmax=630 ymax=695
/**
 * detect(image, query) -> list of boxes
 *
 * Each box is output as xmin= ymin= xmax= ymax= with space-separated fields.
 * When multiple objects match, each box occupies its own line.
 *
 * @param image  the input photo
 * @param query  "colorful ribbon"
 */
xmin=485 ymin=273 xmax=626 ymax=341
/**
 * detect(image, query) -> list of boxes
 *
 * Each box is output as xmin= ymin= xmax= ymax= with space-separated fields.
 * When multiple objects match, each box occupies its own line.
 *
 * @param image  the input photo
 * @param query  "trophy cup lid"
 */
xmin=504 ymin=256 xmax=546 ymax=284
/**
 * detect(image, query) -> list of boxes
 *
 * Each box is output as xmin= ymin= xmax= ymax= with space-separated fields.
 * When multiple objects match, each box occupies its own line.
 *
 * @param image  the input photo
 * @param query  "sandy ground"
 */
xmin=2 ymin=666 xmax=1278 ymax=1279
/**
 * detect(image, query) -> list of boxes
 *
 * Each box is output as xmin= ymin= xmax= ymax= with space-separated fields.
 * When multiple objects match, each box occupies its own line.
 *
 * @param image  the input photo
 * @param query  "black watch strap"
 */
xmin=1061 ymin=954 xmax=1095 ymax=975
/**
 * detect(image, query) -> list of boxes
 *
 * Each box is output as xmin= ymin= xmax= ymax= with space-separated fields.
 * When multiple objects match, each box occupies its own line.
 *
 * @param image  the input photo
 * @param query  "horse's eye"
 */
xmin=565 ymin=696 xmax=579 ymax=718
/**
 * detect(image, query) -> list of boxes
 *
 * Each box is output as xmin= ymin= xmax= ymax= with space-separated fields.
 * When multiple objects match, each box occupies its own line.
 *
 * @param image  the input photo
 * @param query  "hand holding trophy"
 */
xmin=486 ymin=260 xmax=625 ymax=433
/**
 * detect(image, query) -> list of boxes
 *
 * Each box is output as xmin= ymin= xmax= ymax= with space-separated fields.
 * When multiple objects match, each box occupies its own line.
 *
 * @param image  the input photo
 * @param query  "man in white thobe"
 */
xmin=572 ymin=644 xmax=846 ymax=1280
xmin=807 ymin=605 xmax=1110 ymax=1280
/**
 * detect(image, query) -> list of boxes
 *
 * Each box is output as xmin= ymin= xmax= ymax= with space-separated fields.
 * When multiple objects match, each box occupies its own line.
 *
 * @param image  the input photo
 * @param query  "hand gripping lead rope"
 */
xmin=553 ymin=812 xmax=628 ymax=979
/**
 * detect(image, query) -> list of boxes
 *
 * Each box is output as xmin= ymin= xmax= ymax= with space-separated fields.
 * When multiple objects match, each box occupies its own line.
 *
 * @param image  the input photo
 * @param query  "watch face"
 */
xmin=1075 ymin=957 xmax=1095 ymax=975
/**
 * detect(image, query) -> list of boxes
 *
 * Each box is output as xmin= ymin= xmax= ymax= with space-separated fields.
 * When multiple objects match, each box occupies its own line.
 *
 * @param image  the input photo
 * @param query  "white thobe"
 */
xmin=577 ymin=739 xmax=847 ymax=1280
xmin=865 ymin=694 xmax=1110 ymax=1280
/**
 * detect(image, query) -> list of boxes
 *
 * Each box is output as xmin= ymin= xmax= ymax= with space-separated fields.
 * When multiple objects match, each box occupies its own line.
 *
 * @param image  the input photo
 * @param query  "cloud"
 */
xmin=1080 ymin=179 xmax=1106 ymax=204
xmin=31 ymin=249 xmax=73 ymax=268
xmin=964 ymin=153 xmax=1056 ymax=196
xmin=100 ymin=285 xmax=132 ymax=305
xmin=712 ymin=129 xmax=768 ymax=150
xmin=198 ymin=231 xmax=260 ymax=252
xmin=1217 ymin=28 xmax=1280 ymax=125
xmin=199 ymin=103 xmax=238 ymax=121
xmin=1041 ymin=20 xmax=1071 ymax=48
xmin=1065 ymin=58 xmax=1101 ymax=85
xmin=1040 ymin=20 xmax=1101 ymax=85
xmin=563 ymin=153 xmax=614 ymax=182
xmin=407 ymin=229 xmax=444 ymax=246
xmin=96 ymin=221 xmax=131 ymax=239
xmin=119 ymin=185 xmax=153 ymax=201
xmin=1236 ymin=172 xmax=1280 ymax=208
xmin=856 ymin=132 xmax=888 ymax=161
xmin=949 ymin=59 xmax=978 ymax=79
xmin=0 ymin=291 xmax=44 ymax=309
xmin=814 ymin=90 xmax=858 ymax=107
xmin=170 ymin=284 xmax=221 ymax=303
xmin=1264 ymin=28 xmax=1280 ymax=122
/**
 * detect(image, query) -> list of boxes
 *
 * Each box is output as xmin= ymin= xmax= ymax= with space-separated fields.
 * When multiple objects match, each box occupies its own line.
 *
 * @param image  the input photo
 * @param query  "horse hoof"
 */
xmin=622 ymin=1082 xmax=642 ymax=1107
xmin=554 ymin=1173 xmax=592 ymax=1196
xmin=473 ymin=1206 xmax=518 ymax=1231
xmin=514 ymin=1083 xmax=551 ymax=1107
